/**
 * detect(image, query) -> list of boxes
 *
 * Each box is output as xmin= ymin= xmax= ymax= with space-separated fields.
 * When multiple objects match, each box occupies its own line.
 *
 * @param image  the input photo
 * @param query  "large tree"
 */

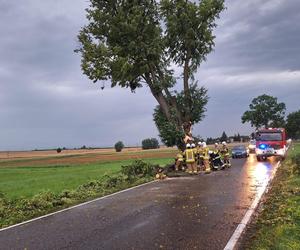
xmin=241 ymin=94 xmax=286 ymax=129
xmin=286 ymin=110 xmax=300 ymax=139
xmin=76 ymin=0 xmax=225 ymax=150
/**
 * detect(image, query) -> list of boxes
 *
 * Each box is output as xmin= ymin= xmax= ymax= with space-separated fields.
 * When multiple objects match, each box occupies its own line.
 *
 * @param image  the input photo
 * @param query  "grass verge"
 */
xmin=0 ymin=157 xmax=171 ymax=199
xmin=242 ymin=144 xmax=300 ymax=249
xmin=0 ymin=160 xmax=167 ymax=229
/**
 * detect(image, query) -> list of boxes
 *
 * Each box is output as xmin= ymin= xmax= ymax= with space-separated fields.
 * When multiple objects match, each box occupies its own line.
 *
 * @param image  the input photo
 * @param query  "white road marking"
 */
xmin=0 ymin=180 xmax=158 ymax=232
xmin=223 ymin=161 xmax=281 ymax=250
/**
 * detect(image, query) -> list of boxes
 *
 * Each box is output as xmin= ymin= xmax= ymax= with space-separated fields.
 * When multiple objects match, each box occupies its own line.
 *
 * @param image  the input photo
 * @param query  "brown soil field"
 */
xmin=0 ymin=143 xmax=247 ymax=168
xmin=0 ymin=147 xmax=159 ymax=160
xmin=0 ymin=147 xmax=177 ymax=168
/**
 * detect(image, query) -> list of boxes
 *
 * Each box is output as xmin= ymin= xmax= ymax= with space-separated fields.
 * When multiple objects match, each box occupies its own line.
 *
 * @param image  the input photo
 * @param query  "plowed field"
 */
xmin=0 ymin=147 xmax=177 ymax=167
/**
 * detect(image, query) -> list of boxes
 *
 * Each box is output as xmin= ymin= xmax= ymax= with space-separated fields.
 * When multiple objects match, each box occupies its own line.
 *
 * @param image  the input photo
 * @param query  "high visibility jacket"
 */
xmin=176 ymin=152 xmax=184 ymax=162
xmin=213 ymin=148 xmax=220 ymax=154
xmin=197 ymin=147 xmax=204 ymax=158
xmin=220 ymin=146 xmax=230 ymax=156
xmin=184 ymin=149 xmax=195 ymax=163
xmin=194 ymin=146 xmax=200 ymax=159
xmin=193 ymin=148 xmax=198 ymax=159
xmin=203 ymin=147 xmax=210 ymax=160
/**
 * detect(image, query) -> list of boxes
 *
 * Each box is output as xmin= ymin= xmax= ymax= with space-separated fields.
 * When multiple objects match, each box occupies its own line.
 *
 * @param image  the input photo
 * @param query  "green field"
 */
xmin=244 ymin=143 xmax=300 ymax=249
xmin=0 ymin=157 xmax=171 ymax=199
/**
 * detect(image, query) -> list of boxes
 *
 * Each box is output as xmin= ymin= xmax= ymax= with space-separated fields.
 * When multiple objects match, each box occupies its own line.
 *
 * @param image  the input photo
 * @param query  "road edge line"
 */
xmin=223 ymin=160 xmax=281 ymax=250
xmin=0 ymin=179 xmax=158 ymax=232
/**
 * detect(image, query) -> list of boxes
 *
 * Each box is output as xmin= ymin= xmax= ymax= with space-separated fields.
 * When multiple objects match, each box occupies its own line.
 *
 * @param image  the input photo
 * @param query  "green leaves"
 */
xmin=286 ymin=110 xmax=300 ymax=139
xmin=114 ymin=141 xmax=125 ymax=152
xmin=77 ymin=0 xmax=224 ymax=148
xmin=76 ymin=0 xmax=165 ymax=91
xmin=175 ymin=83 xmax=209 ymax=124
xmin=142 ymin=138 xmax=160 ymax=150
xmin=121 ymin=160 xmax=157 ymax=180
xmin=241 ymin=94 xmax=286 ymax=129
xmin=161 ymin=0 xmax=225 ymax=71
xmin=77 ymin=0 xmax=224 ymax=89
xmin=153 ymin=84 xmax=208 ymax=148
xmin=153 ymin=106 xmax=185 ymax=148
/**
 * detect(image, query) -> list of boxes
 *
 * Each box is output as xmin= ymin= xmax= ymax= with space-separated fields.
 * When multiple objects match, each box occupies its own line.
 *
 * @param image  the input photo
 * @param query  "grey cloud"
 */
xmin=191 ymin=0 xmax=300 ymax=138
xmin=0 ymin=0 xmax=300 ymax=150
xmin=0 ymin=1 xmax=86 ymax=81
xmin=205 ymin=0 xmax=300 ymax=72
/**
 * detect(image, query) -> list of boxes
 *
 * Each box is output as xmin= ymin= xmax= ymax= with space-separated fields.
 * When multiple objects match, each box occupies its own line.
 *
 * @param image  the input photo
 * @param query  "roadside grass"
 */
xmin=0 ymin=159 xmax=172 ymax=228
xmin=243 ymin=143 xmax=300 ymax=249
xmin=0 ymin=157 xmax=171 ymax=199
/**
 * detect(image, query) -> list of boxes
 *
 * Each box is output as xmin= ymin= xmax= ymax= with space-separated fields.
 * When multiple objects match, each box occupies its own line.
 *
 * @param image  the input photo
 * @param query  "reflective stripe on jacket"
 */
xmin=203 ymin=148 xmax=210 ymax=160
xmin=220 ymin=147 xmax=230 ymax=156
xmin=197 ymin=147 xmax=204 ymax=158
xmin=184 ymin=149 xmax=195 ymax=163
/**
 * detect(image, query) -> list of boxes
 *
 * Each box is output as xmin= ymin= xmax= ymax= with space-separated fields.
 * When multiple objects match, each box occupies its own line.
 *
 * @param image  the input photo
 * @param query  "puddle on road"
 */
xmin=243 ymin=155 xmax=279 ymax=203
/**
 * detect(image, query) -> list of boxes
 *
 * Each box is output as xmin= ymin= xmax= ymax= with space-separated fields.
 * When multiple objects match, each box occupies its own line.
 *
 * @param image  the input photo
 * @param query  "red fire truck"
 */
xmin=255 ymin=128 xmax=287 ymax=161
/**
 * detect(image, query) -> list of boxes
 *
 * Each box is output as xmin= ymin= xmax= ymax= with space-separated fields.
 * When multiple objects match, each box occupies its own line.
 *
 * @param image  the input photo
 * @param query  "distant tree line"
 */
xmin=206 ymin=132 xmax=249 ymax=145
xmin=113 ymin=138 xmax=161 ymax=152
xmin=142 ymin=138 xmax=160 ymax=150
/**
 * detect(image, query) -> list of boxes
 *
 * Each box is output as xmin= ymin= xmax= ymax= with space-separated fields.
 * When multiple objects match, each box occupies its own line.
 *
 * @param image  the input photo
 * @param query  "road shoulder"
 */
xmin=238 ymin=145 xmax=300 ymax=249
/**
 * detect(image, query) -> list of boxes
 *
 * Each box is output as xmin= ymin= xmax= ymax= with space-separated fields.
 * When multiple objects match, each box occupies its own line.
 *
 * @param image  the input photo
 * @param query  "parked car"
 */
xmin=248 ymin=139 xmax=256 ymax=153
xmin=231 ymin=145 xmax=249 ymax=158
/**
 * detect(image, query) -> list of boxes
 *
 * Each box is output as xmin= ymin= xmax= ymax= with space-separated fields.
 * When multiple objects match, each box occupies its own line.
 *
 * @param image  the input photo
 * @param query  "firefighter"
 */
xmin=210 ymin=142 xmax=223 ymax=170
xmin=191 ymin=143 xmax=198 ymax=174
xmin=192 ymin=143 xmax=197 ymax=152
xmin=202 ymin=142 xmax=211 ymax=174
xmin=175 ymin=150 xmax=184 ymax=171
xmin=220 ymin=141 xmax=231 ymax=168
xmin=196 ymin=142 xmax=204 ymax=171
xmin=184 ymin=143 xmax=196 ymax=174
xmin=213 ymin=143 xmax=220 ymax=154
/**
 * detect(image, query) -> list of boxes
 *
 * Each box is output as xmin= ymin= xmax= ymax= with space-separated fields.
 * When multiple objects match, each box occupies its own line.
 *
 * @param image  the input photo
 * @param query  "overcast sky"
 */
xmin=0 ymin=0 xmax=299 ymax=150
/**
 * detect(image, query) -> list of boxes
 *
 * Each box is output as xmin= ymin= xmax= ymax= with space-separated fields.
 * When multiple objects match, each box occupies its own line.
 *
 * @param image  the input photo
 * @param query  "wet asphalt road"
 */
xmin=0 ymin=155 xmax=279 ymax=250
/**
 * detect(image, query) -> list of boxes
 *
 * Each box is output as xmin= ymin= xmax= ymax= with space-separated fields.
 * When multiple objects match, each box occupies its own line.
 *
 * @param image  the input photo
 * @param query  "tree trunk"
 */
xmin=145 ymin=68 xmax=193 ymax=151
xmin=144 ymin=73 xmax=171 ymax=121
xmin=152 ymin=91 xmax=171 ymax=120
xmin=163 ymin=87 xmax=183 ymax=126
xmin=155 ymin=65 xmax=184 ymax=128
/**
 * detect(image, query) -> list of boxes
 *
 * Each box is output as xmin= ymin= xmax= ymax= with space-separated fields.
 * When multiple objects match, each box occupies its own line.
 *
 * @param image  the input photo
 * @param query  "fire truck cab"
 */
xmin=255 ymin=128 xmax=287 ymax=161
